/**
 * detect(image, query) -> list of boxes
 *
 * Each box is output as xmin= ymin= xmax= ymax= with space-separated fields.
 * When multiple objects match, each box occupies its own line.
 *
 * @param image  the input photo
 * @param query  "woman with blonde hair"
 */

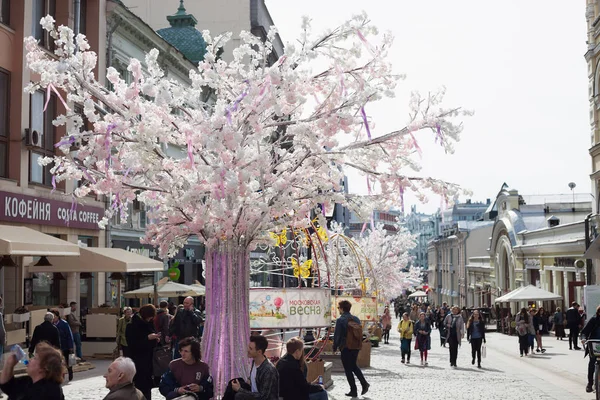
xmin=397 ymin=312 xmax=413 ymax=364
xmin=0 ymin=342 xmax=66 ymax=399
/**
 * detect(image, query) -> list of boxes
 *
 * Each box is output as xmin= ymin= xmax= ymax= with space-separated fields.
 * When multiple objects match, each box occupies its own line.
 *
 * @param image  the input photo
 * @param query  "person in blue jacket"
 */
xmin=51 ymin=310 xmax=74 ymax=381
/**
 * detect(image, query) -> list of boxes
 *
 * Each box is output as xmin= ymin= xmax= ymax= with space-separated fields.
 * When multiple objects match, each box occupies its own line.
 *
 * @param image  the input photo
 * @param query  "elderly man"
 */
xmin=29 ymin=312 xmax=60 ymax=356
xmin=103 ymin=356 xmax=146 ymax=400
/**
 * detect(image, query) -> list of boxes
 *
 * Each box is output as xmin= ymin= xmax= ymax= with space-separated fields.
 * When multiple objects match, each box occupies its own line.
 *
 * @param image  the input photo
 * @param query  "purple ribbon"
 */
xmin=435 ymin=123 xmax=443 ymax=144
xmin=225 ymin=84 xmax=250 ymax=125
xmin=399 ymin=185 xmax=405 ymax=214
xmin=105 ymin=123 xmax=117 ymax=170
xmin=361 ymin=106 xmax=371 ymax=140
xmin=54 ymin=136 xmax=75 ymax=148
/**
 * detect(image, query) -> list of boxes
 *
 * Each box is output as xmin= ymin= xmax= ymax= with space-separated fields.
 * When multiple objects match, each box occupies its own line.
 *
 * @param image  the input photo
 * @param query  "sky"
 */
xmin=268 ymin=1 xmax=591 ymax=214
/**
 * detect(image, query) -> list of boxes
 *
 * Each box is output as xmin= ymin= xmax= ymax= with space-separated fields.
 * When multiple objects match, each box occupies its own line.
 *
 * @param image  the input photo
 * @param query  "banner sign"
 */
xmin=0 ymin=191 xmax=104 ymax=230
xmin=249 ymin=288 xmax=331 ymax=329
xmin=330 ymin=296 xmax=378 ymax=322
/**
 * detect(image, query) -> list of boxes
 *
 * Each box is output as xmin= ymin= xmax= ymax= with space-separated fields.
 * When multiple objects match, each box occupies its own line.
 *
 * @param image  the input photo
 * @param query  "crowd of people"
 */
xmin=391 ymin=301 xmax=486 ymax=369
xmin=2 ymin=296 xmax=332 ymax=400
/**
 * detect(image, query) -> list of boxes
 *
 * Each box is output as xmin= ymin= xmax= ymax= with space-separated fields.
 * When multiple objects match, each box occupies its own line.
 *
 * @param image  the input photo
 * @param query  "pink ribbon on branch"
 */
xmin=44 ymin=83 xmax=70 ymax=112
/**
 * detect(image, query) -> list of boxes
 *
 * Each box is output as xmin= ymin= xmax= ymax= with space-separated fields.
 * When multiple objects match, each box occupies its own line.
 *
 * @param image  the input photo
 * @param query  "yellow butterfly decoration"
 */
xmin=269 ymin=228 xmax=287 ymax=246
xmin=316 ymin=225 xmax=329 ymax=243
xmin=292 ymin=258 xmax=312 ymax=279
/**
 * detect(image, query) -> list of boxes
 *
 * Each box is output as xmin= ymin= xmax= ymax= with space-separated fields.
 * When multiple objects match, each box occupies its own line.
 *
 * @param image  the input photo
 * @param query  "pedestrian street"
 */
xmin=34 ymin=322 xmax=595 ymax=400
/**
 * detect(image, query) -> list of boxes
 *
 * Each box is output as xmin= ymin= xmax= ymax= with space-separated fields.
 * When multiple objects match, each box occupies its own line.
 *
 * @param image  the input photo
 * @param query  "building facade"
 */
xmin=0 ymin=0 xmax=111 ymax=314
xmin=121 ymin=0 xmax=284 ymax=62
xmin=404 ymin=205 xmax=437 ymax=271
xmin=487 ymin=185 xmax=592 ymax=309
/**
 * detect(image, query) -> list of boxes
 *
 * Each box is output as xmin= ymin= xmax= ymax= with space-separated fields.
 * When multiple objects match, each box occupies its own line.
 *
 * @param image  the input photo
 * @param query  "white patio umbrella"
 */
xmin=408 ymin=290 xmax=428 ymax=298
xmin=123 ymin=277 xmax=206 ymax=299
xmin=494 ymin=285 xmax=561 ymax=303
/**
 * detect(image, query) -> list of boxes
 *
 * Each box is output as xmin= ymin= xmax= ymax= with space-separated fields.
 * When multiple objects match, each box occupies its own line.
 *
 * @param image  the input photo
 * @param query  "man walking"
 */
xmin=52 ymin=310 xmax=75 ymax=381
xmin=29 ymin=312 xmax=60 ymax=355
xmin=567 ymin=302 xmax=583 ymax=350
xmin=169 ymin=297 xmax=203 ymax=356
xmin=66 ymin=301 xmax=84 ymax=362
xmin=231 ymin=335 xmax=279 ymax=400
xmin=333 ymin=300 xmax=369 ymax=398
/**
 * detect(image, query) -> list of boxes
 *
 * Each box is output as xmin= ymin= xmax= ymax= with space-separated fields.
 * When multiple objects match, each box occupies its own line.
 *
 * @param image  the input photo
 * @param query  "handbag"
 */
xmin=68 ymin=353 xmax=77 ymax=367
xmin=153 ymin=345 xmax=172 ymax=377
xmin=481 ymin=344 xmax=486 ymax=359
xmin=414 ymin=340 xmax=419 ymax=350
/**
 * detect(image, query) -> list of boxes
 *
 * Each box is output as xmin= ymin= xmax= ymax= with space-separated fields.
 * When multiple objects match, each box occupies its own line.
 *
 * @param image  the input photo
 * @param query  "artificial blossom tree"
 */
xmin=25 ymin=13 xmax=468 ymax=394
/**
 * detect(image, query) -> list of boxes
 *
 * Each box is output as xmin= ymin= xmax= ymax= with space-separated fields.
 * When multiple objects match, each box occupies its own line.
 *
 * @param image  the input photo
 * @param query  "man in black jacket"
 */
xmin=29 ymin=312 xmax=60 ymax=356
xmin=581 ymin=305 xmax=600 ymax=393
xmin=276 ymin=338 xmax=328 ymax=400
xmin=169 ymin=297 xmax=203 ymax=356
xmin=566 ymin=302 xmax=583 ymax=350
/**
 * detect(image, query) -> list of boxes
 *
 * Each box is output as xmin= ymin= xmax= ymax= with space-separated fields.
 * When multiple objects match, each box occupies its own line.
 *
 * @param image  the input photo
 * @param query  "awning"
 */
xmin=585 ymin=234 xmax=600 ymax=259
xmin=123 ymin=278 xmax=205 ymax=299
xmin=408 ymin=290 xmax=428 ymax=298
xmin=32 ymin=247 xmax=164 ymax=273
xmin=494 ymin=285 xmax=562 ymax=302
xmin=0 ymin=225 xmax=80 ymax=256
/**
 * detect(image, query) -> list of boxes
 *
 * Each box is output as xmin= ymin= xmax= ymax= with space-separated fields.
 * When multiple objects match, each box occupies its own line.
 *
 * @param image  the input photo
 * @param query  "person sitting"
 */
xmin=103 ymin=357 xmax=145 ymax=400
xmin=276 ymin=338 xmax=328 ymax=400
xmin=159 ymin=337 xmax=214 ymax=400
xmin=230 ymin=335 xmax=279 ymax=400
xmin=0 ymin=342 xmax=65 ymax=400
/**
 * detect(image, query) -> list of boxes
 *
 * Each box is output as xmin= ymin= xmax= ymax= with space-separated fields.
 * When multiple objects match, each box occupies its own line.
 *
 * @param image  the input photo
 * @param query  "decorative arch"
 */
xmin=495 ymin=234 xmax=515 ymax=293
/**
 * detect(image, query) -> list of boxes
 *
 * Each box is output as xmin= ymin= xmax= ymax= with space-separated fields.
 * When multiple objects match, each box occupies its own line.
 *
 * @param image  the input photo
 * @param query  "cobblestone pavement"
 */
xmin=22 ymin=324 xmax=596 ymax=399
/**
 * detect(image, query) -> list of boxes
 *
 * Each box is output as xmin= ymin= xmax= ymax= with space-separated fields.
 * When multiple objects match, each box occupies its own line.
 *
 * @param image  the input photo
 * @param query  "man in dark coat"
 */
xmin=169 ymin=297 xmax=202 ymax=356
xmin=29 ymin=312 xmax=60 ymax=356
xmin=52 ymin=310 xmax=75 ymax=381
xmin=276 ymin=338 xmax=327 ymax=400
xmin=566 ymin=302 xmax=583 ymax=350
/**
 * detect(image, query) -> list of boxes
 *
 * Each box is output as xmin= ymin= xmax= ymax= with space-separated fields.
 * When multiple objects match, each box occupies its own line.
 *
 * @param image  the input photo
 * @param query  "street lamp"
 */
xmin=569 ymin=182 xmax=576 ymax=212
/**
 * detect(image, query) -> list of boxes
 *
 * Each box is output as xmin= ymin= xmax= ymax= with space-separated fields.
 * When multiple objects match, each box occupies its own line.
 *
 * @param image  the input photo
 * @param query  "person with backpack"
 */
xmin=333 ymin=300 xmax=369 ymax=398
xmin=515 ymin=308 xmax=531 ymax=357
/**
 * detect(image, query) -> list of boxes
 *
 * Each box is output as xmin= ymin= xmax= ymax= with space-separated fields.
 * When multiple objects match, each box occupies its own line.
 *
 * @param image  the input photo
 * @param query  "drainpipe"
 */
xmin=73 ymin=0 xmax=80 ymax=51
xmin=585 ymin=213 xmax=594 ymax=285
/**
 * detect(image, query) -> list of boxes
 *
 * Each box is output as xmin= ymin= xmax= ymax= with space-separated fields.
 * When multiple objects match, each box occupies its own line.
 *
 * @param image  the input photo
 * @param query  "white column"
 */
xmin=96 ymin=272 xmax=106 ymax=307
xmin=66 ymin=272 xmax=79 ymax=307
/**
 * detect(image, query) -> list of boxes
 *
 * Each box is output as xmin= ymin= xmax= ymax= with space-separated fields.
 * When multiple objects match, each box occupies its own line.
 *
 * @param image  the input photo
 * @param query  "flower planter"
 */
xmin=12 ymin=313 xmax=30 ymax=323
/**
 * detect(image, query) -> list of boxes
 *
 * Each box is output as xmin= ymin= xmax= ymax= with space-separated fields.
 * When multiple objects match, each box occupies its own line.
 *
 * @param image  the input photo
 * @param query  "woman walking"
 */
xmin=515 ymin=308 xmax=531 ymax=357
xmin=381 ymin=307 xmax=392 ymax=344
xmin=553 ymin=307 xmax=566 ymax=340
xmin=438 ymin=308 xmax=447 ymax=347
xmin=125 ymin=304 xmax=161 ymax=400
xmin=444 ymin=306 xmax=465 ymax=368
xmin=466 ymin=310 xmax=486 ymax=368
xmin=532 ymin=308 xmax=546 ymax=353
xmin=414 ymin=312 xmax=431 ymax=366
xmin=398 ymin=312 xmax=413 ymax=364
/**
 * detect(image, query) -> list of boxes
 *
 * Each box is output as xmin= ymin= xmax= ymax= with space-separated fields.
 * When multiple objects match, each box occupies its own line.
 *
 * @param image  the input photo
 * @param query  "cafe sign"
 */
xmin=0 ymin=191 xmax=104 ymax=230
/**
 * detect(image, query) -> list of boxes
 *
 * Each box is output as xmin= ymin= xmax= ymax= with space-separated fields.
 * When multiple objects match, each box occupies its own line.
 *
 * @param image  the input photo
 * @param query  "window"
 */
xmin=29 ymin=91 xmax=55 ymax=186
xmin=0 ymin=0 xmax=10 ymax=26
xmin=32 ymin=0 xmax=56 ymax=50
xmin=78 ymin=0 xmax=87 ymax=36
xmin=0 ymin=70 xmax=8 ymax=178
